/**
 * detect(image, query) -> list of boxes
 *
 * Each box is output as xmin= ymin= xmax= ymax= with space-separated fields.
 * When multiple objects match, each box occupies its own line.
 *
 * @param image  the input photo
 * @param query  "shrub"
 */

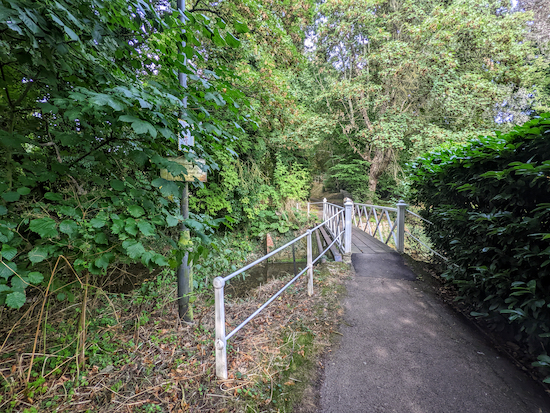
xmin=410 ymin=114 xmax=550 ymax=359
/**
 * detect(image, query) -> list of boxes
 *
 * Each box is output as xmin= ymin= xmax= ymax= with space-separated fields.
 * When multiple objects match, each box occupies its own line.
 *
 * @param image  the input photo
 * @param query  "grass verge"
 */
xmin=0 ymin=261 xmax=350 ymax=412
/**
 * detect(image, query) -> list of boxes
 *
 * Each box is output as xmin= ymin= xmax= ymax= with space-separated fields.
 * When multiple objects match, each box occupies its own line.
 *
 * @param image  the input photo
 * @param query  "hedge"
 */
xmin=409 ymin=114 xmax=550 ymax=371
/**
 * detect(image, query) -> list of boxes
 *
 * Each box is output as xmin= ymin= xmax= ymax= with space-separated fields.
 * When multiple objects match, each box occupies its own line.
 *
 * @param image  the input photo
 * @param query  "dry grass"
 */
xmin=0 ymin=261 xmax=350 ymax=413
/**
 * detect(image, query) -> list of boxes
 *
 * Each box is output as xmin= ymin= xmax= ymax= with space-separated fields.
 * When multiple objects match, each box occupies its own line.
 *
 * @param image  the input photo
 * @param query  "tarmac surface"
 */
xmin=319 ymin=236 xmax=550 ymax=413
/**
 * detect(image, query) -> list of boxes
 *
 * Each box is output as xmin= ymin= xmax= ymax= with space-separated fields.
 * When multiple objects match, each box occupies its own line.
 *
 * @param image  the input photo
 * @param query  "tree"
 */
xmin=0 ymin=0 xmax=243 ymax=307
xmin=311 ymin=0 xmax=534 ymax=196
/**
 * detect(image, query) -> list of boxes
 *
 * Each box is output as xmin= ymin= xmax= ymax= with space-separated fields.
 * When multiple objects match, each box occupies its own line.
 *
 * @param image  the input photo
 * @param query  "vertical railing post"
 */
xmin=396 ymin=200 xmax=407 ymax=253
xmin=344 ymin=198 xmax=353 ymax=254
xmin=307 ymin=230 xmax=313 ymax=296
xmin=323 ymin=197 xmax=327 ymax=222
xmin=307 ymin=202 xmax=310 ymax=217
xmin=213 ymin=277 xmax=227 ymax=379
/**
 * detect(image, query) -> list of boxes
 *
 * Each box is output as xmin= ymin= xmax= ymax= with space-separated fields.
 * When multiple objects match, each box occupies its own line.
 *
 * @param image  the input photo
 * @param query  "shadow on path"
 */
xmin=320 ymin=233 xmax=550 ymax=413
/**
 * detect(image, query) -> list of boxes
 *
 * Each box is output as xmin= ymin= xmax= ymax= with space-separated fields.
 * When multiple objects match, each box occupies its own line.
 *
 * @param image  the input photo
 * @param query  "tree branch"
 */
xmin=0 ymin=65 xmax=13 ymax=108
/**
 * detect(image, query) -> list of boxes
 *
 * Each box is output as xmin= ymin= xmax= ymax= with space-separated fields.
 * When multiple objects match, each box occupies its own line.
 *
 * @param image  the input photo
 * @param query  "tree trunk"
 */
xmin=368 ymin=148 xmax=393 ymax=195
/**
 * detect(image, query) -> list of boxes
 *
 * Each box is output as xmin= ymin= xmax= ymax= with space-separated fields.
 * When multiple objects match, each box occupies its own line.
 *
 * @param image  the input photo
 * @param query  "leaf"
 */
xmin=152 ymin=253 xmax=169 ymax=266
xmin=90 ymin=214 xmax=108 ymax=228
xmin=29 ymin=218 xmax=58 ymax=238
xmin=121 ymin=116 xmax=158 ymax=138
xmin=58 ymin=205 xmax=77 ymax=216
xmin=44 ymin=192 xmax=63 ymax=201
xmin=166 ymin=215 xmax=179 ymax=227
xmin=213 ymin=28 xmax=225 ymax=47
xmin=11 ymin=275 xmax=28 ymax=290
xmin=95 ymin=252 xmax=114 ymax=270
xmin=59 ymin=219 xmax=78 ymax=236
xmin=125 ymin=218 xmax=138 ymax=236
xmin=0 ymin=261 xmax=17 ymax=279
xmin=17 ymin=187 xmax=31 ymax=195
xmin=27 ymin=272 xmax=44 ymax=284
xmin=122 ymin=239 xmax=146 ymax=259
xmin=127 ymin=205 xmax=145 ymax=218
xmin=1 ymin=244 xmax=17 ymax=261
xmin=90 ymin=93 xmax=123 ymax=111
xmin=137 ymin=221 xmax=156 ymax=237
xmin=110 ymin=179 xmax=125 ymax=191
xmin=28 ymin=246 xmax=49 ymax=264
xmin=151 ymin=178 xmax=180 ymax=198
xmin=234 ymin=20 xmax=249 ymax=33
xmin=2 ymin=192 xmax=20 ymax=202
xmin=0 ymin=206 xmax=6 ymax=216
xmin=5 ymin=291 xmax=26 ymax=309
xmin=94 ymin=232 xmax=108 ymax=244
xmin=225 ymin=32 xmax=240 ymax=48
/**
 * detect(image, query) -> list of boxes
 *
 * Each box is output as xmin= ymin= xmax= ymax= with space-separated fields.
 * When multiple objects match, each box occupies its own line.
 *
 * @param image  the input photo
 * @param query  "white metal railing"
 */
xmin=404 ymin=209 xmax=451 ymax=263
xmin=352 ymin=200 xmax=407 ymax=253
xmin=212 ymin=197 xmax=452 ymax=378
xmin=213 ymin=203 xmax=352 ymax=379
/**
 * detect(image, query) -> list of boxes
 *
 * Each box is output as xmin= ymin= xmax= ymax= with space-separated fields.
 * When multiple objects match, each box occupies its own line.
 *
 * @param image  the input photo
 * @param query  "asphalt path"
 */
xmin=319 ymin=250 xmax=550 ymax=413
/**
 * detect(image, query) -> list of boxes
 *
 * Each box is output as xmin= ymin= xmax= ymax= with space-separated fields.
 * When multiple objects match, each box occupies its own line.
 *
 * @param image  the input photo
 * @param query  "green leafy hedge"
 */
xmin=410 ymin=114 xmax=550 ymax=362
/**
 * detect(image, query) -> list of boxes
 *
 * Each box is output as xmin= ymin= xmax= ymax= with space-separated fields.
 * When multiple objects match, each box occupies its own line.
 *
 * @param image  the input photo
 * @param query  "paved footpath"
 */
xmin=320 ymin=229 xmax=550 ymax=413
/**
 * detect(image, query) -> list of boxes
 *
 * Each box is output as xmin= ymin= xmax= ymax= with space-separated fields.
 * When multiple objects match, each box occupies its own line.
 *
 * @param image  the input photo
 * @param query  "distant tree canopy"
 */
xmin=308 ymin=0 xmax=538 ymax=198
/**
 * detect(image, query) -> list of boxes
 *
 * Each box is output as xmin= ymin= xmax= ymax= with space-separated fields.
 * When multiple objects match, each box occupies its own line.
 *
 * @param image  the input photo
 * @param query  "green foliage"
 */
xmin=193 ymin=235 xmax=256 ymax=290
xmin=309 ymin=0 xmax=535 ymax=196
xmin=273 ymin=155 xmax=311 ymax=202
xmin=410 ymin=114 xmax=550 ymax=359
xmin=325 ymin=155 xmax=372 ymax=201
xmin=0 ymin=0 xmax=247 ymax=307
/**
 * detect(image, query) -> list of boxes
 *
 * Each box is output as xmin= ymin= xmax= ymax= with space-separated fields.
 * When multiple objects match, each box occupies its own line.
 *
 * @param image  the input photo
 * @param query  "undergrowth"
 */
xmin=0 ymin=248 xmax=349 ymax=412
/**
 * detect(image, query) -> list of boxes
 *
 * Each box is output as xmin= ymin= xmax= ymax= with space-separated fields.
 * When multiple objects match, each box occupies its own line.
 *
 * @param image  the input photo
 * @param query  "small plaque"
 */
xmin=160 ymin=157 xmax=207 ymax=182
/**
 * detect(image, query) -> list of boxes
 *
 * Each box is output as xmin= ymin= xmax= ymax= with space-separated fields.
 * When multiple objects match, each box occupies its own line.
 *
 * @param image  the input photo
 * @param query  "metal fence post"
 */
xmin=323 ymin=197 xmax=327 ymax=221
xmin=307 ymin=230 xmax=313 ymax=296
xmin=307 ymin=202 xmax=310 ymax=217
xmin=396 ymin=200 xmax=407 ymax=253
xmin=213 ymin=277 xmax=227 ymax=379
xmin=344 ymin=198 xmax=353 ymax=254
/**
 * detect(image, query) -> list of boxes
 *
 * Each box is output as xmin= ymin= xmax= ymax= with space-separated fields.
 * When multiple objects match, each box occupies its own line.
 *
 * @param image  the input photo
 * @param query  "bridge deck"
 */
xmin=351 ymin=226 xmax=394 ymax=254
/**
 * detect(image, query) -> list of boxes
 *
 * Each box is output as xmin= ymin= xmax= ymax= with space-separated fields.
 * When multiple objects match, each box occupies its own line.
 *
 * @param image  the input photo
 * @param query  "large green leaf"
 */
xmin=122 ymin=239 xmax=146 ymax=259
xmin=27 ymin=272 xmax=44 ymax=284
xmin=234 ymin=21 xmax=249 ymax=34
xmin=29 ymin=218 xmax=58 ymax=238
xmin=0 ymin=261 xmax=17 ymax=279
xmin=137 ymin=221 xmax=156 ymax=237
xmin=225 ymin=32 xmax=240 ymax=48
xmin=127 ymin=205 xmax=145 ymax=218
xmin=1 ymin=244 xmax=17 ymax=261
xmin=5 ymin=291 xmax=26 ymax=309
xmin=28 ymin=246 xmax=49 ymax=264
xmin=59 ymin=220 xmax=78 ymax=236
xmin=2 ymin=192 xmax=20 ymax=202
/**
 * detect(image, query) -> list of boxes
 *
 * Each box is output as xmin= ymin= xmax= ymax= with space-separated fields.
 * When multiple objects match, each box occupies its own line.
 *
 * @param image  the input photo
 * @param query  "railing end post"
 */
xmin=396 ymin=200 xmax=408 ymax=253
xmin=306 ymin=229 xmax=313 ymax=296
xmin=213 ymin=277 xmax=228 ymax=379
xmin=344 ymin=198 xmax=353 ymax=254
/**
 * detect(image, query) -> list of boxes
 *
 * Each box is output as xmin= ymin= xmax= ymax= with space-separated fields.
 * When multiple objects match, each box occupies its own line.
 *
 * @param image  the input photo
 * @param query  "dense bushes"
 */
xmin=410 ymin=114 xmax=550 ymax=365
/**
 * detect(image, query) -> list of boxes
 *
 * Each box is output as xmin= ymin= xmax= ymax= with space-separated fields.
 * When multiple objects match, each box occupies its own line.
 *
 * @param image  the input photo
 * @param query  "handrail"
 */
xmin=354 ymin=202 xmax=398 ymax=212
xmin=213 ymin=205 xmax=350 ymax=379
xmin=222 ymin=231 xmax=309 ymax=283
xmin=406 ymin=209 xmax=434 ymax=225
